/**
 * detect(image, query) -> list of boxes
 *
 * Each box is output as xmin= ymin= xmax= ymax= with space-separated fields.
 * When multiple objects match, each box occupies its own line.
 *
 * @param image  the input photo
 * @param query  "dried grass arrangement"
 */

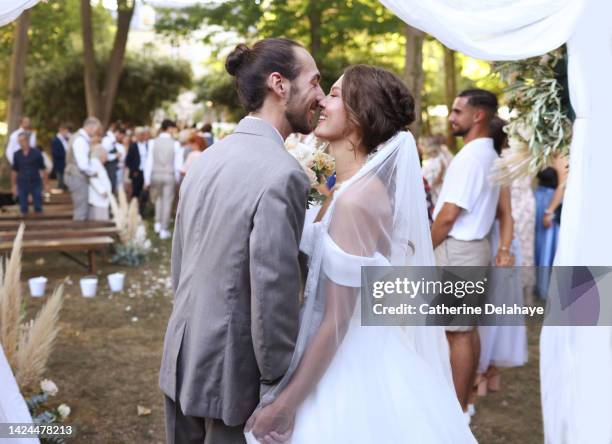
xmin=0 ymin=224 xmax=64 ymax=390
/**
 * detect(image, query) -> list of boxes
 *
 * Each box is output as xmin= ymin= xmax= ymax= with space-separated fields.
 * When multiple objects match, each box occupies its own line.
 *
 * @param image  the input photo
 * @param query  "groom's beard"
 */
xmin=286 ymin=87 xmax=314 ymax=134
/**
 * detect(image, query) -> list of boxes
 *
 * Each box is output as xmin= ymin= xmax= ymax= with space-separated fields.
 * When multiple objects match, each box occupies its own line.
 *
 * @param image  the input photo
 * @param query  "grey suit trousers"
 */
xmin=164 ymin=396 xmax=246 ymax=444
xmin=65 ymin=172 xmax=89 ymax=221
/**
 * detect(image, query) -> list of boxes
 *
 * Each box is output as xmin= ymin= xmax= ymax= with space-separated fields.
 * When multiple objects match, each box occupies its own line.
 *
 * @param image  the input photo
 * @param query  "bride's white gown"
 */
xmin=247 ymin=132 xmax=476 ymax=443
xmin=285 ymin=221 xmax=476 ymax=444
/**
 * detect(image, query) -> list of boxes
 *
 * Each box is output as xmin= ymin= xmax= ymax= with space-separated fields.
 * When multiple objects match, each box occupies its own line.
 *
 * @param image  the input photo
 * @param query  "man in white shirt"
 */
xmin=144 ymin=119 xmax=183 ymax=239
xmin=431 ymin=89 xmax=513 ymax=420
xmin=64 ymin=117 xmax=102 ymax=220
xmin=5 ymin=116 xmax=36 ymax=165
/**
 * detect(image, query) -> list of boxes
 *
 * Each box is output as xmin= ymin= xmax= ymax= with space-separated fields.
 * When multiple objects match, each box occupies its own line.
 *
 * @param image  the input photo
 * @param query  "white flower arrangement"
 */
xmin=285 ymin=133 xmax=335 ymax=205
xmin=110 ymin=190 xmax=152 ymax=266
xmin=40 ymin=379 xmax=58 ymax=397
xmin=57 ymin=404 xmax=71 ymax=420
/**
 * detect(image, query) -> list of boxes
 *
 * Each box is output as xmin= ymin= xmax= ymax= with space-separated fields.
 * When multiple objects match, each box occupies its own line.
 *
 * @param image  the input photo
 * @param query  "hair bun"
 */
xmin=225 ymin=44 xmax=250 ymax=76
xmin=397 ymin=93 xmax=416 ymax=127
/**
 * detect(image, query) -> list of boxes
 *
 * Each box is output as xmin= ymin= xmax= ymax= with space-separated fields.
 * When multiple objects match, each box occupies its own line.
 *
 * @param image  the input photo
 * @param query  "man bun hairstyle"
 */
xmin=225 ymin=44 xmax=250 ymax=76
xmin=225 ymin=38 xmax=303 ymax=113
xmin=341 ymin=64 xmax=415 ymax=153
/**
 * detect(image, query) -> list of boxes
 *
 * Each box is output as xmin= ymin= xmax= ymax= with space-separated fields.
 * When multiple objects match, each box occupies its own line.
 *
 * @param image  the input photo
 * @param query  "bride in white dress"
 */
xmin=245 ymin=65 xmax=476 ymax=444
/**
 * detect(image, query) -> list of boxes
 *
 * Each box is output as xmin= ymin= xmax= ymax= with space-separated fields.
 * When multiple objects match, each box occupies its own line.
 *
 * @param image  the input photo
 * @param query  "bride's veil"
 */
xmin=259 ymin=130 xmax=452 ymax=408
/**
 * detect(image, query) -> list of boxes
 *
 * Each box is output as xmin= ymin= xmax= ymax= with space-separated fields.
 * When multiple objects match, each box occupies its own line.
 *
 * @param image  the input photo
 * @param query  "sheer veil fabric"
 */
xmin=246 ymin=132 xmax=474 ymax=443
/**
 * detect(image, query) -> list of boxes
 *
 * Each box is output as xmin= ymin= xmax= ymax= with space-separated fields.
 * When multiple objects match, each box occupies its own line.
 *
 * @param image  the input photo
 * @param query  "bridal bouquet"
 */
xmin=285 ymin=133 xmax=335 ymax=206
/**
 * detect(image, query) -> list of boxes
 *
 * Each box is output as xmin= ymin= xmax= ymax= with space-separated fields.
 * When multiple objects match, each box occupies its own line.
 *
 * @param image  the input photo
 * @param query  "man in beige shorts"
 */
xmin=431 ymin=89 xmax=513 ymax=420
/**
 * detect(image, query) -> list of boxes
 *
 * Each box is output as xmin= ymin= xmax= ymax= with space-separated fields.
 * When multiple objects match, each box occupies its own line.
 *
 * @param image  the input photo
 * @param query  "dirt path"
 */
xmin=21 ymin=239 xmax=542 ymax=444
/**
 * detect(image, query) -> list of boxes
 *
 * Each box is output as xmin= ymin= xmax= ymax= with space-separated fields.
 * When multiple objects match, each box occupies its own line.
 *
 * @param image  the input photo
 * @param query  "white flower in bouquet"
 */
xmin=285 ymin=134 xmax=334 ymax=188
xmin=57 ymin=404 xmax=71 ymax=420
xmin=40 ymin=379 xmax=58 ymax=396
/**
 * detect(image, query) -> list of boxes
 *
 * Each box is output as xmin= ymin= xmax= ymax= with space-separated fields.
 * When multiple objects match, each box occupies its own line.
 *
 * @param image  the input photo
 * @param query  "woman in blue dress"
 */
xmin=534 ymin=155 xmax=567 ymax=299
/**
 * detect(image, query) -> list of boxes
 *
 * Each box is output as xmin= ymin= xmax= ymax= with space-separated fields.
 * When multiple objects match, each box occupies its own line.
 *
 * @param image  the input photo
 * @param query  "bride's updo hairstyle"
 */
xmin=342 ymin=65 xmax=415 ymax=153
xmin=225 ymin=38 xmax=302 ymax=112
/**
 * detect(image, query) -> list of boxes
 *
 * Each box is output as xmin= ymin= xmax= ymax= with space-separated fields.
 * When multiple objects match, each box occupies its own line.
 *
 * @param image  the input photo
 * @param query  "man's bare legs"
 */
xmin=447 ymin=329 xmax=480 ymax=412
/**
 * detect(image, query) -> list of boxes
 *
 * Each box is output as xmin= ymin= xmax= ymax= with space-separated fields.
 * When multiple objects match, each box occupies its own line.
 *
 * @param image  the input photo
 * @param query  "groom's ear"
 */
xmin=267 ymin=72 xmax=288 ymax=99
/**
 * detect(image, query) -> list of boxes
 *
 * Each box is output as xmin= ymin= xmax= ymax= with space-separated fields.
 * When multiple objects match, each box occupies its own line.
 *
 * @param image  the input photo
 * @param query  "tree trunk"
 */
xmin=403 ymin=25 xmax=424 ymax=138
xmin=7 ymin=11 xmax=31 ymax=135
xmin=100 ymin=0 xmax=135 ymax=126
xmin=444 ymin=46 xmax=458 ymax=151
xmin=306 ymin=1 xmax=322 ymax=60
xmin=81 ymin=0 xmax=134 ymax=126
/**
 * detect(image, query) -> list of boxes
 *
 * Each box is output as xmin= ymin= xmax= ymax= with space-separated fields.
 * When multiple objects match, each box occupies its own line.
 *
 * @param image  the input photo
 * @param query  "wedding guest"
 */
xmin=180 ymin=133 xmax=207 ymax=177
xmin=144 ymin=119 xmax=183 ymax=239
xmin=114 ymin=128 xmax=128 ymax=193
xmin=125 ymin=126 xmax=148 ymax=207
xmin=51 ymin=123 xmax=71 ymax=190
xmin=5 ymin=116 xmax=36 ymax=165
xmin=419 ymin=134 xmax=454 ymax=206
xmin=430 ymin=89 xmax=512 ymax=420
xmin=201 ymin=122 xmax=215 ymax=147
xmin=65 ymin=117 xmax=102 ymax=220
xmin=477 ymin=117 xmax=527 ymax=398
xmin=535 ymin=154 xmax=567 ymax=299
xmin=88 ymin=145 xmax=112 ymax=220
xmin=102 ymin=123 xmax=125 ymax=194
xmin=11 ymin=132 xmax=49 ymax=215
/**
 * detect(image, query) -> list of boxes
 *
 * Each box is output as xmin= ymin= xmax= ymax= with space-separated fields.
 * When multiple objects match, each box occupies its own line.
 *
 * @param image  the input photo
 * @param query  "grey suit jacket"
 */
xmin=159 ymin=117 xmax=309 ymax=426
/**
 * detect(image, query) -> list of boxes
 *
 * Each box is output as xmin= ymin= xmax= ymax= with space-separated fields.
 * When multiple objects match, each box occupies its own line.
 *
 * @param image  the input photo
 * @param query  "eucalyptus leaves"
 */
xmin=492 ymin=47 xmax=572 ymax=180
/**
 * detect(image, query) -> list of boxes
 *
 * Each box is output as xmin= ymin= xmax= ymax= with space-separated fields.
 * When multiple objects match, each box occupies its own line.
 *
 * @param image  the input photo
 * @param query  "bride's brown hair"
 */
xmin=341 ymin=65 xmax=415 ymax=153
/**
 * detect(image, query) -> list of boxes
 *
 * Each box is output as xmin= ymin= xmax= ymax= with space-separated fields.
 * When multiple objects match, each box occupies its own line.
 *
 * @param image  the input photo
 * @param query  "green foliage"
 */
xmin=493 ymin=47 xmax=572 ymax=171
xmin=25 ymin=54 xmax=192 ymax=144
xmin=0 ymin=0 xmax=113 ymax=122
xmin=156 ymin=0 xmax=403 ymax=94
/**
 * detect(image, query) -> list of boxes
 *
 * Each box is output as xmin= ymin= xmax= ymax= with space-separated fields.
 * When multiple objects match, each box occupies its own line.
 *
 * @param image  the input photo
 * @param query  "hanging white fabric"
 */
xmin=0 ymin=345 xmax=39 ymax=443
xmin=380 ymin=0 xmax=584 ymax=61
xmin=379 ymin=1 xmax=612 ymax=443
xmin=0 ymin=0 xmax=39 ymax=27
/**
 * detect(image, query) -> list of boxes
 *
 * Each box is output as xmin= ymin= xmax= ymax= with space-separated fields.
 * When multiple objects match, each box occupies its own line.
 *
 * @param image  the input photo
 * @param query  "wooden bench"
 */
xmin=0 ymin=227 xmax=119 ymax=242
xmin=0 ymin=220 xmax=115 ymax=230
xmin=0 ymin=210 xmax=74 ymax=220
xmin=0 ymin=236 xmax=115 ymax=273
xmin=1 ymin=204 xmax=74 ymax=213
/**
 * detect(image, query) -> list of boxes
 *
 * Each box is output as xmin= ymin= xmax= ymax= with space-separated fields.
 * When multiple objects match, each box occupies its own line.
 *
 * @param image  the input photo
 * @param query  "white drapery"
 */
xmin=0 ymin=0 xmax=39 ymax=27
xmin=0 ymin=345 xmax=39 ymax=443
xmin=380 ymin=0 xmax=612 ymax=443
xmin=1 ymin=3 xmax=41 ymax=442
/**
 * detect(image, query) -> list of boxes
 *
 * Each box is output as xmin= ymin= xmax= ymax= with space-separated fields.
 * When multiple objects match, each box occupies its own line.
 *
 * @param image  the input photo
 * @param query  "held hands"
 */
xmin=245 ymin=401 xmax=295 ymax=444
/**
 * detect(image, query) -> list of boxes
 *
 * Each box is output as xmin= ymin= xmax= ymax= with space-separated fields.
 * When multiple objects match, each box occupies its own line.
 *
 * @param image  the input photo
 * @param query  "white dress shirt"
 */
xmin=102 ymin=131 xmax=118 ymax=162
xmin=137 ymin=141 xmax=148 ymax=171
xmin=5 ymin=128 xmax=36 ymax=164
xmin=433 ymin=137 xmax=500 ymax=241
xmin=143 ymin=132 xmax=184 ymax=187
xmin=72 ymin=129 xmax=95 ymax=176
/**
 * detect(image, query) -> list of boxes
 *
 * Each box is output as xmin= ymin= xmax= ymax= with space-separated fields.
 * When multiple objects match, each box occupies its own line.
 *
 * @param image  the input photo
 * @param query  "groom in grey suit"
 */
xmin=160 ymin=38 xmax=324 ymax=444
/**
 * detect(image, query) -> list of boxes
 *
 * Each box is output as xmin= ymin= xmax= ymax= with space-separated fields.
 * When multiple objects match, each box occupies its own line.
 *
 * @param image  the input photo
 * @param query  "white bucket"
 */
xmin=107 ymin=272 xmax=125 ymax=292
xmin=80 ymin=277 xmax=98 ymax=298
xmin=28 ymin=277 xmax=47 ymax=297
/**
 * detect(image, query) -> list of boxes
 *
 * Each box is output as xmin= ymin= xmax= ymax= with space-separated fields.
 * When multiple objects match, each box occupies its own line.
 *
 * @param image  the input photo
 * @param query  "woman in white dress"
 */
xmin=419 ymin=135 xmax=454 ymax=206
xmin=245 ymin=65 xmax=476 ymax=444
